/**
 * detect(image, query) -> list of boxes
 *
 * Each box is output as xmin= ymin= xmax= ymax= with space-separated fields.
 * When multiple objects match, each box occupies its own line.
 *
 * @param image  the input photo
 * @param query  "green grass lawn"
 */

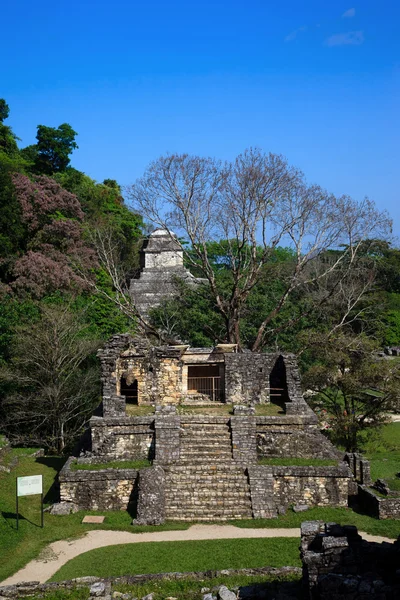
xmin=0 ymin=452 xmax=189 ymax=583
xmin=230 ymin=507 xmax=400 ymax=539
xmin=257 ymin=457 xmax=338 ymax=467
xmin=255 ymin=403 xmax=285 ymax=416
xmin=125 ymin=405 xmax=155 ymax=416
xmin=50 ymin=538 xmax=301 ymax=582
xmin=70 ymin=459 xmax=152 ymax=471
xmin=363 ymin=422 xmax=400 ymax=491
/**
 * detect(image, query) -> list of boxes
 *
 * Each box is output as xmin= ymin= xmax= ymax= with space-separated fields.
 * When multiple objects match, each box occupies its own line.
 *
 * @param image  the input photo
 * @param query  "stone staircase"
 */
xmin=164 ymin=464 xmax=253 ymax=521
xmin=163 ymin=418 xmax=253 ymax=520
xmin=179 ymin=419 xmax=233 ymax=463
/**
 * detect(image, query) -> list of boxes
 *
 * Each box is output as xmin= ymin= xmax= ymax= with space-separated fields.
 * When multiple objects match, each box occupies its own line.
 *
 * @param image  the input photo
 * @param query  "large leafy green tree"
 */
xmin=302 ymin=332 xmax=400 ymax=451
xmin=0 ymin=99 xmax=19 ymax=157
xmin=22 ymin=123 xmax=78 ymax=174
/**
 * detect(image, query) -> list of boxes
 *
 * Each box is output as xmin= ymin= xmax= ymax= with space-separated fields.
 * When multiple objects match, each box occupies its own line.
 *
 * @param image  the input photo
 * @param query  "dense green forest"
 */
xmin=0 ymin=99 xmax=143 ymax=452
xmin=1 ymin=98 xmax=400 ymax=452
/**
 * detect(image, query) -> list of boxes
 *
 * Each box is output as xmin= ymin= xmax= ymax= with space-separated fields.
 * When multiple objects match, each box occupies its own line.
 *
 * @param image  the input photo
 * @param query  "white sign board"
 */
xmin=17 ymin=475 xmax=43 ymax=497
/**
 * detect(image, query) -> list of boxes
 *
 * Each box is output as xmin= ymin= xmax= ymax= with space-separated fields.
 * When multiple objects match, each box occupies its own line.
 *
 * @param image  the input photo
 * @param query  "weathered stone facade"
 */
xmin=90 ymin=416 xmax=155 ymax=460
xmin=58 ymin=336 xmax=355 ymax=523
xmin=343 ymin=452 xmax=400 ymax=519
xmin=60 ymin=408 xmax=351 ymax=520
xmin=97 ymin=334 xmax=312 ymax=409
xmin=256 ymin=415 xmax=340 ymax=460
xmin=133 ymin=465 xmax=166 ymax=525
xmin=248 ymin=464 xmax=350 ymax=519
xmin=357 ymin=484 xmax=400 ymax=520
xmin=129 ymin=229 xmax=205 ymax=316
xmin=59 ymin=458 xmax=140 ymax=511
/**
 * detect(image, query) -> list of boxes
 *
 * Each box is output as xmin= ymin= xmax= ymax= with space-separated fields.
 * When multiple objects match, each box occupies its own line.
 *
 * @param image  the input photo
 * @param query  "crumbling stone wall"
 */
xmin=117 ymin=346 xmax=184 ymax=405
xmin=224 ymin=354 xmax=273 ymax=404
xmin=248 ymin=464 xmax=350 ymax=517
xmin=343 ymin=452 xmax=372 ymax=485
xmin=90 ymin=416 xmax=155 ymax=460
xmin=301 ymin=521 xmax=400 ymax=599
xmin=59 ymin=458 xmax=139 ymax=511
xmin=358 ymin=484 xmax=400 ymax=520
xmin=224 ymin=353 xmax=305 ymax=405
xmin=99 ymin=336 xmax=311 ymax=410
xmin=154 ymin=412 xmax=181 ymax=464
xmin=256 ymin=415 xmax=339 ymax=460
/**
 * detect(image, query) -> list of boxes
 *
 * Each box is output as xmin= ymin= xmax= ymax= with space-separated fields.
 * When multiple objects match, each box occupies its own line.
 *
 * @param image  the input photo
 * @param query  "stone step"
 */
xmin=181 ymin=432 xmax=229 ymax=436
xmin=179 ymin=445 xmax=232 ymax=453
xmin=166 ymin=465 xmax=246 ymax=473
xmin=181 ymin=423 xmax=230 ymax=428
xmin=165 ymin=486 xmax=250 ymax=496
xmin=178 ymin=456 xmax=233 ymax=463
xmin=164 ymin=462 xmax=253 ymax=520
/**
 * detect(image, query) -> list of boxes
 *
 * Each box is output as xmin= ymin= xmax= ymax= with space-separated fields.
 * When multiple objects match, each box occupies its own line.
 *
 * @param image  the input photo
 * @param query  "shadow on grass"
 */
xmin=238 ymin=578 xmax=303 ymax=599
xmin=35 ymin=456 xmax=68 ymax=505
xmin=1 ymin=510 xmax=42 ymax=529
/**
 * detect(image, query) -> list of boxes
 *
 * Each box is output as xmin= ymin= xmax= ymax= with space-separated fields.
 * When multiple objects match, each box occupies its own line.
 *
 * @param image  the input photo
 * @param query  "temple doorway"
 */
xmin=120 ymin=377 xmax=138 ymax=405
xmin=269 ymin=356 xmax=289 ymax=404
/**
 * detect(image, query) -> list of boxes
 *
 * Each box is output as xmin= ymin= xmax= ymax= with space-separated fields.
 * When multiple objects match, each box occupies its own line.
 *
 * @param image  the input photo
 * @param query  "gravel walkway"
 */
xmin=1 ymin=524 xmax=396 ymax=586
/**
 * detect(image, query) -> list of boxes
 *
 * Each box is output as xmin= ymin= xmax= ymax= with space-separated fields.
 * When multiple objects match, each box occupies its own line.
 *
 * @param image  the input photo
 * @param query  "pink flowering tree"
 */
xmin=10 ymin=173 xmax=97 ymax=297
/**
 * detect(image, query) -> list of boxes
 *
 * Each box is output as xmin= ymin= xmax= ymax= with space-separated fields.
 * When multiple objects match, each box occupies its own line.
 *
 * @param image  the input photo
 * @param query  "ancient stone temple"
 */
xmin=129 ymin=229 xmax=204 ymax=316
xmin=59 ymin=335 xmax=353 ymax=523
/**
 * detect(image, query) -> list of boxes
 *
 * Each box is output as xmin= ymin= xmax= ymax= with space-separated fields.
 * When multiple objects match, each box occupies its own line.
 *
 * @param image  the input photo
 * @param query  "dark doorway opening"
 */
xmin=269 ymin=356 xmax=289 ymax=404
xmin=121 ymin=378 xmax=138 ymax=404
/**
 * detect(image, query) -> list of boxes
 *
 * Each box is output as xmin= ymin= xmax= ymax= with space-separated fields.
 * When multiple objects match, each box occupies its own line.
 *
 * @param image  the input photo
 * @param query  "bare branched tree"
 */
xmin=77 ymin=225 xmax=163 ymax=341
xmin=0 ymin=305 xmax=101 ymax=453
xmin=126 ymin=149 xmax=392 ymax=350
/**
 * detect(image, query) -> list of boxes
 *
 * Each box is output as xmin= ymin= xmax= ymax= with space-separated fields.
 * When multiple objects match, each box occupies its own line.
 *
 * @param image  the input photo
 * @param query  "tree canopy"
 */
xmin=128 ymin=150 xmax=392 ymax=351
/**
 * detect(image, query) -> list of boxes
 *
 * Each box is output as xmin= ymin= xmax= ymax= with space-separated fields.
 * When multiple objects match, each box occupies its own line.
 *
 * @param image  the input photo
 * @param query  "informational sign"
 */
xmin=17 ymin=475 xmax=43 ymax=497
xmin=16 ymin=475 xmax=44 ymax=530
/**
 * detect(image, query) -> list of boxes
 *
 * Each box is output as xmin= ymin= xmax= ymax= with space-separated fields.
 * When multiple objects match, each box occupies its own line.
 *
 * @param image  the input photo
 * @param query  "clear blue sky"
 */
xmin=2 ymin=1 xmax=400 ymax=234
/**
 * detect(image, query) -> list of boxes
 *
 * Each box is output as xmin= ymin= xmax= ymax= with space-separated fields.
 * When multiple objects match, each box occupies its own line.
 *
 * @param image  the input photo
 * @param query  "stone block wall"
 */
xmin=117 ymin=346 xmax=184 ymax=405
xmin=344 ymin=452 xmax=372 ymax=485
xmin=248 ymin=464 xmax=350 ymax=517
xmin=98 ymin=334 xmax=131 ymax=416
xmin=301 ymin=520 xmax=400 ymax=599
xmin=99 ymin=335 xmax=311 ymax=410
xmin=90 ymin=416 xmax=155 ymax=460
xmin=256 ymin=415 xmax=340 ymax=460
xmin=59 ymin=458 xmax=139 ymax=511
xmin=358 ymin=484 xmax=400 ymax=519
xmin=224 ymin=354 xmax=273 ymax=404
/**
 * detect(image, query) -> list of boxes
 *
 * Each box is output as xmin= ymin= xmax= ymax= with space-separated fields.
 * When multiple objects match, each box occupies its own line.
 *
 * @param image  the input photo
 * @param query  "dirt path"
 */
xmin=1 ymin=524 xmax=396 ymax=586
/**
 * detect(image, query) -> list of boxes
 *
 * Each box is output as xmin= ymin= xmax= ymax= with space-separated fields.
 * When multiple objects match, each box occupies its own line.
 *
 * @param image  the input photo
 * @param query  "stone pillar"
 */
xmin=132 ymin=465 xmax=165 ymax=525
xmin=247 ymin=466 xmax=277 ymax=518
xmin=154 ymin=414 xmax=181 ymax=464
xmin=230 ymin=415 xmax=257 ymax=463
xmin=102 ymin=394 xmax=125 ymax=417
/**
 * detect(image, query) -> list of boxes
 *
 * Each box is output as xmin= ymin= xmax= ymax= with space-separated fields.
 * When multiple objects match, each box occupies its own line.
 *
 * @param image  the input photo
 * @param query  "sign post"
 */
xmin=16 ymin=475 xmax=43 ymax=530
